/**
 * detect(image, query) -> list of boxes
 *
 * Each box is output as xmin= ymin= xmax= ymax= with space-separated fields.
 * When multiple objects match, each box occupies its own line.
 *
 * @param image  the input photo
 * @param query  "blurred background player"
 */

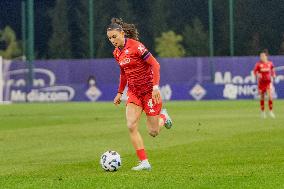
xmin=253 ymin=49 xmax=276 ymax=118
xmin=106 ymin=18 xmax=173 ymax=171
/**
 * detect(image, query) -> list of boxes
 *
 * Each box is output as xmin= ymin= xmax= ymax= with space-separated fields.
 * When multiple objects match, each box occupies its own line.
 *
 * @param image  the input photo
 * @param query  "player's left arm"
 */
xmin=135 ymin=42 xmax=161 ymax=104
xmin=253 ymin=63 xmax=261 ymax=81
xmin=271 ymin=62 xmax=276 ymax=79
xmin=145 ymin=54 xmax=161 ymax=104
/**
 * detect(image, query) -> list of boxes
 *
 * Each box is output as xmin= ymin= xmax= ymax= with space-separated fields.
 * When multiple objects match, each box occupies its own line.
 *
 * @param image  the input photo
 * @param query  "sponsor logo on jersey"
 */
xmin=260 ymin=68 xmax=270 ymax=72
xmin=149 ymin=109 xmax=155 ymax=113
xmin=119 ymin=58 xmax=131 ymax=66
xmin=138 ymin=45 xmax=146 ymax=54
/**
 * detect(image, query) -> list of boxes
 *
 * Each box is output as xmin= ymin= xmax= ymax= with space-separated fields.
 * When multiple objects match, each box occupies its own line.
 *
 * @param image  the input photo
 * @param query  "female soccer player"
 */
xmin=253 ymin=49 xmax=276 ymax=118
xmin=107 ymin=18 xmax=173 ymax=171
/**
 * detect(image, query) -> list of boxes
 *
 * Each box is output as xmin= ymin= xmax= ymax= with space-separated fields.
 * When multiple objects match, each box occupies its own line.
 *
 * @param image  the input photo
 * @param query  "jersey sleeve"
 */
xmin=145 ymin=54 xmax=160 ymax=86
xmin=118 ymin=67 xmax=127 ymax=94
xmin=271 ymin=62 xmax=276 ymax=77
xmin=134 ymin=41 xmax=151 ymax=60
xmin=113 ymin=49 xmax=127 ymax=93
xmin=253 ymin=63 xmax=259 ymax=75
xmin=133 ymin=41 xmax=160 ymax=86
xmin=113 ymin=49 xmax=119 ymax=62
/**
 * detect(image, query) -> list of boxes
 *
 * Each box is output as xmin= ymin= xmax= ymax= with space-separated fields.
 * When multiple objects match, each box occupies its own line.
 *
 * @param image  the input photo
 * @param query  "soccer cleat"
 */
xmin=131 ymin=160 xmax=151 ymax=171
xmin=161 ymin=109 xmax=173 ymax=129
xmin=261 ymin=111 xmax=266 ymax=119
xmin=269 ymin=111 xmax=276 ymax=118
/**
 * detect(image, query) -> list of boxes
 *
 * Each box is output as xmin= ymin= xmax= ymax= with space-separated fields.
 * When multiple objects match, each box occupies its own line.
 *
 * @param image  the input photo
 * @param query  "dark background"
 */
xmin=1 ymin=0 xmax=284 ymax=59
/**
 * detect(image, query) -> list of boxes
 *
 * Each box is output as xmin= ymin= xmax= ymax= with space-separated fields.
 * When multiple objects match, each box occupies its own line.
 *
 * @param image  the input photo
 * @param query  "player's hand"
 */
xmin=152 ymin=89 xmax=161 ymax=104
xmin=257 ymin=73 xmax=262 ymax=79
xmin=113 ymin=93 xmax=122 ymax=106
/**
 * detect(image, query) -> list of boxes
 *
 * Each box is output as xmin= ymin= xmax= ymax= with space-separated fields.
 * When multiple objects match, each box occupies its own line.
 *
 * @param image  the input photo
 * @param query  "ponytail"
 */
xmin=107 ymin=18 xmax=139 ymax=41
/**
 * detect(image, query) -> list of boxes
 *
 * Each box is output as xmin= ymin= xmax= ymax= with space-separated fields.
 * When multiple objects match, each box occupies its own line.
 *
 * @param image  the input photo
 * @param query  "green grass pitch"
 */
xmin=0 ymin=100 xmax=284 ymax=189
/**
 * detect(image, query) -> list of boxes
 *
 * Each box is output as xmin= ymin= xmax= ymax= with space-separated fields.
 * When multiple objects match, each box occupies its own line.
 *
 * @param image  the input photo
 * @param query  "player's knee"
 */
xmin=149 ymin=129 xmax=159 ymax=137
xmin=260 ymin=94 xmax=265 ymax=99
xmin=127 ymin=122 xmax=137 ymax=133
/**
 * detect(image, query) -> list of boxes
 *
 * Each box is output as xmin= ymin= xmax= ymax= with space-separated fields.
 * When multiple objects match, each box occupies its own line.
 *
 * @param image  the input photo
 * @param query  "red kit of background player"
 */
xmin=253 ymin=49 xmax=276 ymax=118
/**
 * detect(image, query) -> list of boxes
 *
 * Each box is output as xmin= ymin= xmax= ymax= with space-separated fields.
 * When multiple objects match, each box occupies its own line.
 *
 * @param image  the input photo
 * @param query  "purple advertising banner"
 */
xmin=2 ymin=56 xmax=284 ymax=102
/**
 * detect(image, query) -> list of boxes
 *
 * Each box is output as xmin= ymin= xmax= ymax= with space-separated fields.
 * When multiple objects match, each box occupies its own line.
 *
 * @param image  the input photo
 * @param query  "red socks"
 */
xmin=135 ymin=114 xmax=167 ymax=161
xmin=260 ymin=99 xmax=265 ymax=111
xmin=136 ymin=149 xmax=147 ymax=161
xmin=260 ymin=99 xmax=273 ymax=111
xmin=269 ymin=100 xmax=273 ymax=111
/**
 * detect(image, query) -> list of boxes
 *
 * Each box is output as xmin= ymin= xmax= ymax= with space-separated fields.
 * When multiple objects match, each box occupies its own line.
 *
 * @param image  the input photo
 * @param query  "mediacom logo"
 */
xmin=5 ymin=68 xmax=75 ymax=102
xmin=214 ymin=70 xmax=282 ymax=99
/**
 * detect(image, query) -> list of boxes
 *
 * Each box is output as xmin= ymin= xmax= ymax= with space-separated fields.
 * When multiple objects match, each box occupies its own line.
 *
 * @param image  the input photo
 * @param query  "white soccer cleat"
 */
xmin=261 ymin=111 xmax=266 ymax=119
xmin=161 ymin=109 xmax=173 ymax=129
xmin=269 ymin=111 xmax=276 ymax=118
xmin=131 ymin=160 xmax=151 ymax=171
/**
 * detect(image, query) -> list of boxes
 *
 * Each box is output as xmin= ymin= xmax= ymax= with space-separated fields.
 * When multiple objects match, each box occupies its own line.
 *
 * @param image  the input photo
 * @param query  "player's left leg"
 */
xmin=146 ymin=110 xmax=173 ymax=137
xmin=260 ymin=92 xmax=266 ymax=118
xmin=144 ymin=94 xmax=172 ymax=137
xmin=267 ymin=86 xmax=275 ymax=118
xmin=146 ymin=115 xmax=162 ymax=137
xmin=258 ymin=82 xmax=266 ymax=118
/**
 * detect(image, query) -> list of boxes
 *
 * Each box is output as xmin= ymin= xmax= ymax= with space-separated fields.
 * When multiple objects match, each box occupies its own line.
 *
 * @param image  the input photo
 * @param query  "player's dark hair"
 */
xmin=107 ymin=18 xmax=139 ymax=41
xmin=260 ymin=49 xmax=269 ymax=56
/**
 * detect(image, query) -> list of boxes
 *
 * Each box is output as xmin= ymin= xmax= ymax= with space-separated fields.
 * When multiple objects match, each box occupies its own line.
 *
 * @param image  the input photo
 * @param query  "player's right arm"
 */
xmin=114 ymin=67 xmax=127 ymax=106
xmin=253 ymin=63 xmax=261 ymax=81
xmin=271 ymin=62 xmax=276 ymax=78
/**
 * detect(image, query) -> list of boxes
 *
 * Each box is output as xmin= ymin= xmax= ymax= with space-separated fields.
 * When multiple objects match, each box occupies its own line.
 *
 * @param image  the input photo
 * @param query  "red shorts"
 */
xmin=258 ymin=80 xmax=271 ymax=94
xmin=126 ymin=91 xmax=162 ymax=116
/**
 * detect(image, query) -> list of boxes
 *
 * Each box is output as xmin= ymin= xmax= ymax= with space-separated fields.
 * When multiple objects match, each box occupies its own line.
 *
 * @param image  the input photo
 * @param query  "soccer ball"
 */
xmin=100 ymin=150 xmax=121 ymax=171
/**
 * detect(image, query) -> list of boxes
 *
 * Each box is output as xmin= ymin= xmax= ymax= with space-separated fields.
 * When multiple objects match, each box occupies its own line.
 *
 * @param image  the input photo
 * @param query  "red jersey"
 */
xmin=113 ymin=38 xmax=159 ymax=97
xmin=253 ymin=61 xmax=275 ymax=82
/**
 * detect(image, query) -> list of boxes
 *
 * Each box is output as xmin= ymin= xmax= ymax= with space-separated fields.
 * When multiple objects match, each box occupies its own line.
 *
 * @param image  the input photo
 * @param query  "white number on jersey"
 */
xmin=148 ymin=99 xmax=154 ymax=109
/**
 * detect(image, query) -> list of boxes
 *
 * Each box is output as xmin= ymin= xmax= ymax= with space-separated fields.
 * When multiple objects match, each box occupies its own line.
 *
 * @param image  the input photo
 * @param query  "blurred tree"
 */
xmin=48 ymin=0 xmax=72 ymax=59
xmin=279 ymin=34 xmax=284 ymax=55
xmin=155 ymin=31 xmax=185 ymax=57
xmin=67 ymin=0 xmax=89 ymax=59
xmin=167 ymin=0 xmax=207 ymax=34
xmin=0 ymin=26 xmax=22 ymax=59
xmin=92 ymin=0 xmax=115 ymax=58
xmin=23 ymin=0 xmax=284 ymax=58
xmin=34 ymin=1 xmax=54 ymax=59
xmin=139 ymin=0 xmax=169 ymax=55
xmin=247 ymin=32 xmax=260 ymax=55
xmin=183 ymin=18 xmax=208 ymax=56
xmin=115 ymin=0 xmax=134 ymax=22
xmin=148 ymin=0 xmax=169 ymax=38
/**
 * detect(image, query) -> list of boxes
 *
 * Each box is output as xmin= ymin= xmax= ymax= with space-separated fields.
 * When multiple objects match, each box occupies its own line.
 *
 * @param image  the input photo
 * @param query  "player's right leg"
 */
xmin=126 ymin=103 xmax=144 ymax=151
xmin=259 ymin=92 xmax=266 ymax=118
xmin=126 ymin=94 xmax=151 ymax=171
xmin=267 ymin=87 xmax=275 ymax=118
xmin=258 ymin=82 xmax=266 ymax=119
